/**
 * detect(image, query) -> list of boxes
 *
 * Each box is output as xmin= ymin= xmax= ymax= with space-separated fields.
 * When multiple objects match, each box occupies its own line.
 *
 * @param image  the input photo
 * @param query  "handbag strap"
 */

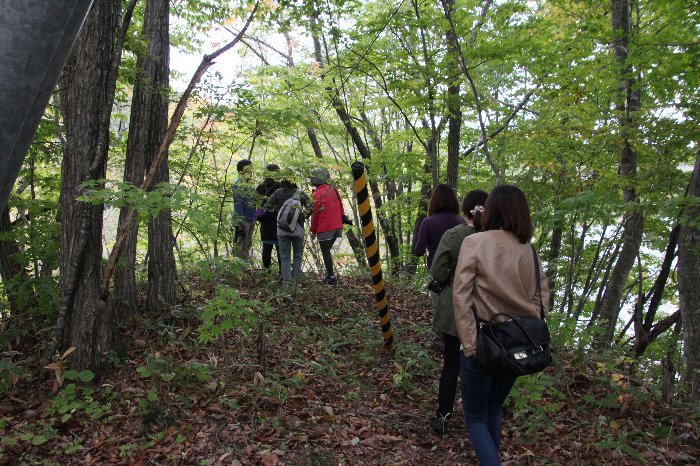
xmin=531 ymin=244 xmax=545 ymax=320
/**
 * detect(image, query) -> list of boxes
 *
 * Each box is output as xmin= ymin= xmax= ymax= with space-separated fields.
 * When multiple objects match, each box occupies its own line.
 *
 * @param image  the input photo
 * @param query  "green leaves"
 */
xmin=64 ymin=370 xmax=96 ymax=383
xmin=197 ymin=286 xmax=271 ymax=343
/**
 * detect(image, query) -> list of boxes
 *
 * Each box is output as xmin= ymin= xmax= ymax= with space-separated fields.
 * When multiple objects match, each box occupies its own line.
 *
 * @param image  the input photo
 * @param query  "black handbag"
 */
xmin=475 ymin=245 xmax=552 ymax=376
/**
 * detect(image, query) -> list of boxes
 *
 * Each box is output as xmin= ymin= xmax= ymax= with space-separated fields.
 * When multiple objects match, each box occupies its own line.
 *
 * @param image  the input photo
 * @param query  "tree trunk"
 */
xmin=0 ymin=207 xmax=28 ymax=314
xmin=57 ymin=0 xmax=119 ymax=371
xmin=143 ymin=0 xmax=176 ymax=312
xmin=443 ymin=0 xmax=461 ymax=190
xmin=445 ymin=82 xmax=461 ymax=190
xmin=547 ymin=219 xmax=563 ymax=312
xmin=678 ymin=150 xmax=700 ymax=400
xmin=115 ymin=0 xmax=168 ymax=315
xmin=594 ymin=0 xmax=644 ymax=348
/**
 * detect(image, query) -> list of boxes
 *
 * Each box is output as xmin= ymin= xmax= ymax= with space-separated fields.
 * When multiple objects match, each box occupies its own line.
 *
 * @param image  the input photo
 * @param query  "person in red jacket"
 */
xmin=309 ymin=167 xmax=346 ymax=284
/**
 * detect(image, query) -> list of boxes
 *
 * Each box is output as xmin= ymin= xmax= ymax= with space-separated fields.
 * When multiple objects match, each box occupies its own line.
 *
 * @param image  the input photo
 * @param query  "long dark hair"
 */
xmin=462 ymin=189 xmax=489 ymax=232
xmin=482 ymin=185 xmax=533 ymax=243
xmin=428 ymin=184 xmax=459 ymax=216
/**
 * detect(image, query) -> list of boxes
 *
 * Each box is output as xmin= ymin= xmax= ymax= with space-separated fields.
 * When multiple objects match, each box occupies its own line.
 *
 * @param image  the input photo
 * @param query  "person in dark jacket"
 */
xmin=260 ymin=179 xmax=311 ymax=283
xmin=413 ymin=184 xmax=466 ymax=351
xmin=256 ymin=163 xmax=281 ymax=271
xmin=428 ymin=189 xmax=488 ymax=435
xmin=413 ymin=184 xmax=465 ymax=270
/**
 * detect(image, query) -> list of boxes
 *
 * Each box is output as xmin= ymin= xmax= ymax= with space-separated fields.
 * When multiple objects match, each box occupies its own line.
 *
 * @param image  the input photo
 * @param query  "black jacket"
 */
xmin=256 ymin=178 xmax=281 ymax=241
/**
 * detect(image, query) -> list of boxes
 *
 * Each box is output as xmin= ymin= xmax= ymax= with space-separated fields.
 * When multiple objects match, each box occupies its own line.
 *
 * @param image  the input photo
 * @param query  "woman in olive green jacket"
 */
xmin=428 ymin=190 xmax=488 ymax=434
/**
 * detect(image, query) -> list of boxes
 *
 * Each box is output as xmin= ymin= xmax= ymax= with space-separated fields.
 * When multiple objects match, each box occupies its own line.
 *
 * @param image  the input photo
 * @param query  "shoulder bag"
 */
xmin=475 ymin=245 xmax=552 ymax=376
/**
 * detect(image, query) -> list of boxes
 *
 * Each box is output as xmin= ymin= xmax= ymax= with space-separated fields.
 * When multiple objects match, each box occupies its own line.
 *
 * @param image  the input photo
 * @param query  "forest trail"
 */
xmin=1 ymin=270 xmax=699 ymax=465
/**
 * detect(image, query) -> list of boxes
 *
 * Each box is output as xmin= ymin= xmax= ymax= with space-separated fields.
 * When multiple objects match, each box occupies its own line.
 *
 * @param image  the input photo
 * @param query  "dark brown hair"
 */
xmin=462 ymin=189 xmax=489 ymax=231
xmin=280 ymin=179 xmax=298 ymax=190
xmin=482 ymin=184 xmax=533 ymax=243
xmin=236 ymin=159 xmax=252 ymax=173
xmin=428 ymin=184 xmax=459 ymax=216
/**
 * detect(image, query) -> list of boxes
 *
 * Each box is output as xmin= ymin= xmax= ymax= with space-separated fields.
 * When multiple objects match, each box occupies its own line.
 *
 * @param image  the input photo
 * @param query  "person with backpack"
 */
xmin=309 ymin=167 xmax=351 ymax=285
xmin=427 ymin=189 xmax=488 ymax=435
xmin=256 ymin=163 xmax=282 ymax=272
xmin=260 ymin=179 xmax=311 ymax=283
xmin=232 ymin=159 xmax=256 ymax=261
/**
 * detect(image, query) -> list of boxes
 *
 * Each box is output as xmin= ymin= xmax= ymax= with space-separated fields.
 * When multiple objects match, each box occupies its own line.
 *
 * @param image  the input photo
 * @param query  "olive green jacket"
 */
xmin=430 ymin=223 xmax=476 ymax=337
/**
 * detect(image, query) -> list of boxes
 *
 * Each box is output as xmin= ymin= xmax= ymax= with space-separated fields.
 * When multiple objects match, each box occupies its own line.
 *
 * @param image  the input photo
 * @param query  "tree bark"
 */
xmin=594 ymin=0 xmax=644 ymax=348
xmin=678 ymin=150 xmax=700 ymax=400
xmin=0 ymin=207 xmax=28 ymax=314
xmin=57 ymin=0 xmax=119 ymax=371
xmin=443 ymin=0 xmax=462 ymax=190
xmin=115 ymin=0 xmax=170 ymax=316
xmin=142 ymin=0 xmax=176 ymax=313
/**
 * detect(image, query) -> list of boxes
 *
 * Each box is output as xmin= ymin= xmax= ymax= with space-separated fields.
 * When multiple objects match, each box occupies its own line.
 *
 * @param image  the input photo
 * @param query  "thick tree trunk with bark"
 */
xmin=115 ymin=0 xmax=170 ymax=315
xmin=142 ymin=0 xmax=176 ymax=312
xmin=57 ymin=0 xmax=119 ymax=371
xmin=594 ymin=0 xmax=644 ymax=348
xmin=678 ymin=150 xmax=700 ymax=400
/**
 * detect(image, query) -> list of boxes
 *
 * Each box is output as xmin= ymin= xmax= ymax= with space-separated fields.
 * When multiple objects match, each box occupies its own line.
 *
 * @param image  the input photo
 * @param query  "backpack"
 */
xmin=277 ymin=190 xmax=303 ymax=232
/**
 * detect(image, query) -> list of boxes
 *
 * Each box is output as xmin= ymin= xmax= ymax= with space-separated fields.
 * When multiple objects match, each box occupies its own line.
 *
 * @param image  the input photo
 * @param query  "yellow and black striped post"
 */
xmin=351 ymin=162 xmax=394 ymax=349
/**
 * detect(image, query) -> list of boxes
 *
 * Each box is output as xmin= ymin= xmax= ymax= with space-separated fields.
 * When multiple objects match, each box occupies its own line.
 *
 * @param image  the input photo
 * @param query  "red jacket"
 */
xmin=311 ymin=184 xmax=344 ymax=234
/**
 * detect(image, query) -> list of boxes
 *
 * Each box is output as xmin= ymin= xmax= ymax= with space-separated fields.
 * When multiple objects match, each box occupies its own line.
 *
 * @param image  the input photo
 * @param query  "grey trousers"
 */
xmin=278 ymin=234 xmax=305 ymax=281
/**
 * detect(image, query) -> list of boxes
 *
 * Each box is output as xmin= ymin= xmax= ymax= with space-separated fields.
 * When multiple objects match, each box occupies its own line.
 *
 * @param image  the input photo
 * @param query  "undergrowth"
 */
xmin=0 ymin=265 xmax=698 ymax=464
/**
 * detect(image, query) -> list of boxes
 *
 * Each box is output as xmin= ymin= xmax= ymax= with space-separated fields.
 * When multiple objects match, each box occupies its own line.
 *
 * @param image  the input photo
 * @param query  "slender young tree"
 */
xmin=594 ymin=0 xmax=644 ymax=348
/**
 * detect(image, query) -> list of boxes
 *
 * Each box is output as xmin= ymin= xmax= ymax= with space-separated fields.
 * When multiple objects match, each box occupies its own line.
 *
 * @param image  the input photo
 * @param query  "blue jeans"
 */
xmin=278 ymin=234 xmax=305 ymax=281
xmin=460 ymin=354 xmax=517 ymax=466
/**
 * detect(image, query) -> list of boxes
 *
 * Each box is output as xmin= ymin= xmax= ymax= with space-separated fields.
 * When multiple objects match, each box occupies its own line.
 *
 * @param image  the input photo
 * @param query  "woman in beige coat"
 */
xmin=452 ymin=185 xmax=549 ymax=466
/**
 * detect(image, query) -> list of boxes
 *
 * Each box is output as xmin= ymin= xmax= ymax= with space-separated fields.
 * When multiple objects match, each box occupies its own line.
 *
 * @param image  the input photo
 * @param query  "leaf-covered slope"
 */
xmin=1 ymin=271 xmax=698 ymax=465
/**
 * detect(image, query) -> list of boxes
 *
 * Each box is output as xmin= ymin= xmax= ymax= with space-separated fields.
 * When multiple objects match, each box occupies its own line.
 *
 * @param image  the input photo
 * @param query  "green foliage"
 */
xmin=78 ymin=180 xmax=191 ymax=221
xmin=190 ymin=256 xmax=247 ymax=283
xmin=197 ymin=286 xmax=271 ymax=343
xmin=136 ymin=353 xmax=214 ymax=386
xmin=0 ymin=358 xmax=30 ymax=394
xmin=46 ymin=372 xmax=112 ymax=423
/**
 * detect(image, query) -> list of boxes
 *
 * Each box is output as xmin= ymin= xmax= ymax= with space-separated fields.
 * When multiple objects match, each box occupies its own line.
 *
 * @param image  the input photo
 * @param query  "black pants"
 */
xmin=319 ymin=238 xmax=336 ymax=276
xmin=262 ymin=242 xmax=280 ymax=270
xmin=437 ymin=333 xmax=462 ymax=417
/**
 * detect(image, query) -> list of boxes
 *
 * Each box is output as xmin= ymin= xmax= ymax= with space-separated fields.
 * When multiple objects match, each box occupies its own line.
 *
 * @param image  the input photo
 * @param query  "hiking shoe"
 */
xmin=430 ymin=413 xmax=450 ymax=434
xmin=323 ymin=275 xmax=337 ymax=285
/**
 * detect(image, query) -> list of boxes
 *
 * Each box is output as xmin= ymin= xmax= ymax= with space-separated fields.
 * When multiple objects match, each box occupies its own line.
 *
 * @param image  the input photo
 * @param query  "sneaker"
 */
xmin=431 ymin=333 xmax=445 ymax=352
xmin=430 ymin=413 xmax=450 ymax=434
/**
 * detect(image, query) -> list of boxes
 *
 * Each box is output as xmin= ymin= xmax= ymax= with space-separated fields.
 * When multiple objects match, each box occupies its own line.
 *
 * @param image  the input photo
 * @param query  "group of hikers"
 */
xmin=232 ymin=159 xmax=549 ymax=465
xmin=413 ymin=183 xmax=549 ymax=465
xmin=231 ymin=160 xmax=351 ymax=285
